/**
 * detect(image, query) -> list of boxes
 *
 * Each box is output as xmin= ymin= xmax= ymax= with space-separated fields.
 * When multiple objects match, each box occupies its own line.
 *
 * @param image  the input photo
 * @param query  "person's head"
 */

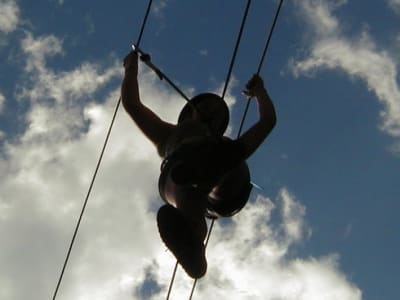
xmin=178 ymin=93 xmax=229 ymax=136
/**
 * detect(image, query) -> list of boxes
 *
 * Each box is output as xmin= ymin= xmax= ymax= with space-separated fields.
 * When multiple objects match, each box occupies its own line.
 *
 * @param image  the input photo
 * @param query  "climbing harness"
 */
xmin=52 ymin=0 xmax=285 ymax=299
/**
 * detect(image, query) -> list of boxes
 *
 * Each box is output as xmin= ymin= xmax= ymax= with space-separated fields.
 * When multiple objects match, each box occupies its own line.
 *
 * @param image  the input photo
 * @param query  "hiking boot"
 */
xmin=157 ymin=205 xmax=207 ymax=279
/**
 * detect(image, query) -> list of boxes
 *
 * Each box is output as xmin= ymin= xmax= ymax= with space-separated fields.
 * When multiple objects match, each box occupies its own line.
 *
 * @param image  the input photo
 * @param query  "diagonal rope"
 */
xmin=188 ymin=1 xmax=285 ymax=299
xmin=166 ymin=261 xmax=179 ymax=300
xmin=188 ymin=1 xmax=253 ymax=299
xmin=166 ymin=220 xmax=216 ymax=300
xmin=166 ymin=0 xmax=285 ymax=298
xmin=188 ymin=219 xmax=216 ymax=300
xmin=133 ymin=45 xmax=191 ymax=102
xmin=136 ymin=1 xmax=153 ymax=47
xmin=257 ymin=0 xmax=284 ymax=74
xmin=221 ymin=0 xmax=252 ymax=99
xmin=51 ymin=2 xmax=153 ymax=300
xmin=51 ymin=99 xmax=122 ymax=300
xmin=237 ymin=0 xmax=284 ymax=137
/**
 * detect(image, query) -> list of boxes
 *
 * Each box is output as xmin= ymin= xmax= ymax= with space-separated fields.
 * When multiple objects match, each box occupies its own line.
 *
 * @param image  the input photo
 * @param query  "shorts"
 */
xmin=158 ymin=136 xmax=252 ymax=218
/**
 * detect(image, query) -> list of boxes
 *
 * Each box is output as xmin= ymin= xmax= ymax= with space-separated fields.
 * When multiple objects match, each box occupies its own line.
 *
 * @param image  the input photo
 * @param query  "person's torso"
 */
xmin=158 ymin=120 xmax=211 ymax=158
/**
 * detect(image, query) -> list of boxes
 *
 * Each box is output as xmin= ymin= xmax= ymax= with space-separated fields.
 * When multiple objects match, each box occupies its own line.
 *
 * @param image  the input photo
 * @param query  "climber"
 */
xmin=121 ymin=50 xmax=276 ymax=278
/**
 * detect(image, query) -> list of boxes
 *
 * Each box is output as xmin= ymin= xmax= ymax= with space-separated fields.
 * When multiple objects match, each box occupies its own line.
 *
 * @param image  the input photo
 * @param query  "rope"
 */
xmin=133 ymin=45 xmax=191 ymax=102
xmin=187 ymin=1 xmax=285 ymax=298
xmin=166 ymin=261 xmax=179 ymax=300
xmin=51 ymin=100 xmax=122 ymax=300
xmin=188 ymin=219 xmax=215 ymax=300
xmin=221 ymin=0 xmax=252 ymax=99
xmin=51 ymin=2 xmax=153 ymax=299
xmin=237 ymin=0 xmax=285 ymax=137
xmin=186 ymin=1 xmax=253 ymax=299
xmin=136 ymin=0 xmax=153 ymax=47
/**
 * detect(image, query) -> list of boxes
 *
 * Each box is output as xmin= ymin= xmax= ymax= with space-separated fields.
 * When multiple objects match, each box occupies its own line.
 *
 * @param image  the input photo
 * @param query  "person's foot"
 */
xmin=157 ymin=205 xmax=207 ymax=279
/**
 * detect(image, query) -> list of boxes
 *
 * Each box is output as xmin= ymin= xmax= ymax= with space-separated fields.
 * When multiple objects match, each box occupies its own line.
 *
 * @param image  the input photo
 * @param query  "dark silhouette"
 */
xmin=121 ymin=50 xmax=276 ymax=278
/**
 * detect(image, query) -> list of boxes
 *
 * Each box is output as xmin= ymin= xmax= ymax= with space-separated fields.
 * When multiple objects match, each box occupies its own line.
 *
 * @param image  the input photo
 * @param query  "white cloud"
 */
xmin=296 ymin=0 xmax=344 ymax=36
xmin=387 ymin=0 xmax=400 ymax=13
xmin=0 ymin=29 xmax=361 ymax=300
xmin=290 ymin=0 xmax=400 ymax=139
xmin=0 ymin=0 xmax=19 ymax=34
xmin=19 ymin=33 xmax=120 ymax=105
xmin=0 ymin=92 xmax=4 ymax=113
xmin=152 ymin=0 xmax=168 ymax=19
xmin=149 ymin=0 xmax=169 ymax=36
xmin=199 ymin=49 xmax=208 ymax=56
xmin=0 ymin=92 xmax=4 ymax=139
xmin=0 ymin=31 xmax=189 ymax=300
xmin=280 ymin=188 xmax=309 ymax=241
xmin=16 ymin=33 xmax=122 ymax=144
xmin=164 ymin=191 xmax=361 ymax=300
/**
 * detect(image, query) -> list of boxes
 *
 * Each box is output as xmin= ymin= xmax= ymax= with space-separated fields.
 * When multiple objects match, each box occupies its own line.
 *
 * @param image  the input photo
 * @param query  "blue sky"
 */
xmin=1 ymin=0 xmax=399 ymax=299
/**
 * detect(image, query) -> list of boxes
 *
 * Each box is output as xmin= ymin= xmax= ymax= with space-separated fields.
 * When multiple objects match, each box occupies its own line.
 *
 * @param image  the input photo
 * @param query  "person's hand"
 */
xmin=123 ymin=50 xmax=138 ymax=75
xmin=243 ymin=74 xmax=265 ymax=98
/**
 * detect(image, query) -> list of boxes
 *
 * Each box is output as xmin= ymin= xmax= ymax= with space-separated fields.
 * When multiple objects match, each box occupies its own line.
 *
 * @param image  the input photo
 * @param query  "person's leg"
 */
xmin=156 ymin=138 xmax=246 ymax=278
xmin=159 ymin=169 xmax=208 ymax=241
xmin=157 ymin=204 xmax=207 ymax=278
xmin=172 ymin=185 xmax=208 ymax=241
xmin=158 ymin=164 xmax=209 ymax=278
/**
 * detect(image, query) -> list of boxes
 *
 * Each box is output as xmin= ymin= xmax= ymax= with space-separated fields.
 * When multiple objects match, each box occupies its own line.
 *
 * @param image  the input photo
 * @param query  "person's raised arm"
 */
xmin=121 ymin=51 xmax=175 ymax=151
xmin=237 ymin=74 xmax=277 ymax=160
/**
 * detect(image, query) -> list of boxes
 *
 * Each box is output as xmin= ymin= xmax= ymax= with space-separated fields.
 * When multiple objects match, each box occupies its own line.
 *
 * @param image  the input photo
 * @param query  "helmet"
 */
xmin=178 ymin=93 xmax=229 ymax=136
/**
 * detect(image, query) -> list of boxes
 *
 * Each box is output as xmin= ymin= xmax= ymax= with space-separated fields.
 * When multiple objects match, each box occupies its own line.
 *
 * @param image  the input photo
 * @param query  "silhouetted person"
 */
xmin=121 ymin=50 xmax=276 ymax=278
